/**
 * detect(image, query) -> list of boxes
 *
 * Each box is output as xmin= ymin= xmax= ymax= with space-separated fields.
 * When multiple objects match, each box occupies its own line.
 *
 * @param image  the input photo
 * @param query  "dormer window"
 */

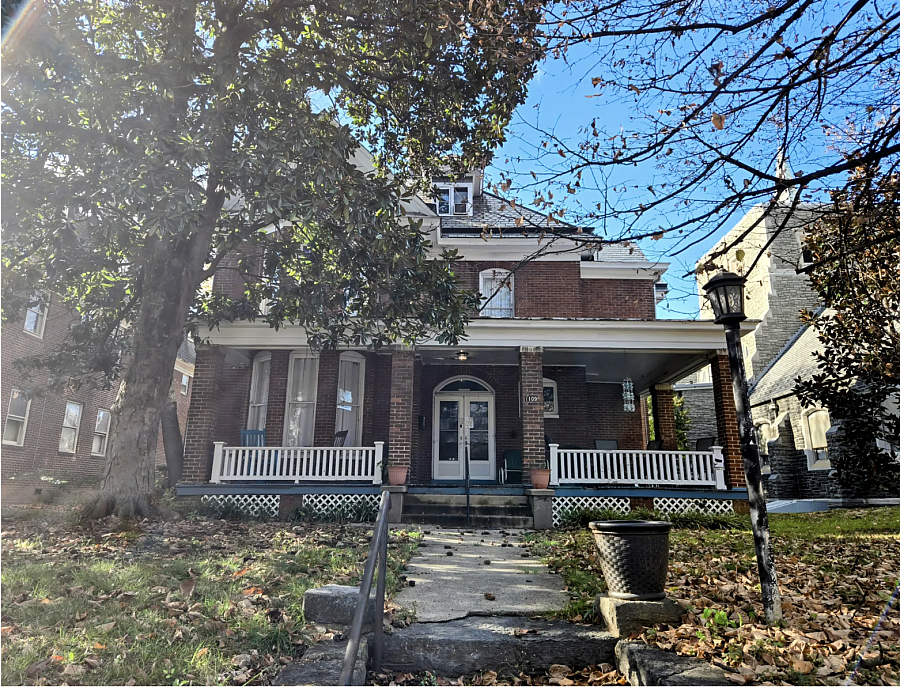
xmin=436 ymin=184 xmax=473 ymax=216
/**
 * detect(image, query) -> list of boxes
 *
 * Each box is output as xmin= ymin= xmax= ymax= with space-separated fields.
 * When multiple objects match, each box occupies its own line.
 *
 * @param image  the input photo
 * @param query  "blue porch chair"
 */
xmin=499 ymin=450 xmax=523 ymax=485
xmin=241 ymin=429 xmax=266 ymax=447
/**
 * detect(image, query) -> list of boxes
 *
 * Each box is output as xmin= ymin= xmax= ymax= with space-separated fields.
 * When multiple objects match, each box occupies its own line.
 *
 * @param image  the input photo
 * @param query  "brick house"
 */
xmin=679 ymin=203 xmax=900 ymax=505
xmin=1 ymin=293 xmax=195 ymax=504
xmin=177 ymin=163 xmax=755 ymax=527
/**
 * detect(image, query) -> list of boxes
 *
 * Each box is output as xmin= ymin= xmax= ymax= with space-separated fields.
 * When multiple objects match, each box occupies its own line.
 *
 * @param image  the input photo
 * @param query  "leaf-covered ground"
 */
xmin=524 ymin=508 xmax=900 ymax=686
xmin=0 ymin=505 xmax=421 ymax=686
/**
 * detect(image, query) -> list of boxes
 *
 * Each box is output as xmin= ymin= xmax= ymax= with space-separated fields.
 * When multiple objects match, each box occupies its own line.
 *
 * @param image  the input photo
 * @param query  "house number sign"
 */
xmin=525 ymin=395 xmax=540 ymax=402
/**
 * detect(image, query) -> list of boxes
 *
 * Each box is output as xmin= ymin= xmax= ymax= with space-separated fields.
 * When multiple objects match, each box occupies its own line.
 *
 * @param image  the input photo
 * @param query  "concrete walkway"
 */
xmin=393 ymin=528 xmax=571 ymax=622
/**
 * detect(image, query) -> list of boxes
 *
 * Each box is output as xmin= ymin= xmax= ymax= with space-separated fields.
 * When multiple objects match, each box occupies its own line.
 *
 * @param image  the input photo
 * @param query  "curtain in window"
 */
xmin=335 ymin=356 xmax=363 ymax=445
xmin=286 ymin=357 xmax=317 ymax=446
xmin=481 ymin=271 xmax=513 ymax=317
xmin=248 ymin=356 xmax=271 ymax=431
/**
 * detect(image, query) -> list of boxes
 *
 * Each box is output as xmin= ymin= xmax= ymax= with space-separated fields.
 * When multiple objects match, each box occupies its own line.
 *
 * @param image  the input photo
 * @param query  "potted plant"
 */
xmin=530 ymin=455 xmax=551 ymax=490
xmin=588 ymin=519 xmax=672 ymax=601
xmin=387 ymin=465 xmax=408 ymax=486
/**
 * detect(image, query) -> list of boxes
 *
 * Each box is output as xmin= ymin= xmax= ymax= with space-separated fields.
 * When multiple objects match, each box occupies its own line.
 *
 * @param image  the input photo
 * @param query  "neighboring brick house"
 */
xmin=679 ymin=201 xmax=900 ymax=502
xmin=177 ymin=161 xmax=756 ymax=526
xmin=1 ymin=294 xmax=195 ymax=504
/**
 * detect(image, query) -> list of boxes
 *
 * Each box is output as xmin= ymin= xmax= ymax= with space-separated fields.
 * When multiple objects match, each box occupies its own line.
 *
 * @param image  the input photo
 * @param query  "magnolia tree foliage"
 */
xmin=795 ymin=169 xmax=900 ymax=495
xmin=1 ymin=0 xmax=542 ymax=517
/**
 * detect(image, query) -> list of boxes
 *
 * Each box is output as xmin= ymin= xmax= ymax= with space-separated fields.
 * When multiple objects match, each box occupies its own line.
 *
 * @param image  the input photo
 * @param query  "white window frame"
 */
xmin=543 ymin=378 xmax=559 ymax=418
xmin=284 ymin=351 xmax=319 ymax=446
xmin=479 ymin=268 xmax=515 ymax=318
xmin=92 ymin=408 xmax=111 ymax=456
xmin=59 ymin=401 xmax=83 ymax=454
xmin=3 ymin=389 xmax=31 ymax=446
xmin=435 ymin=183 xmax=473 ymax=216
xmin=180 ymin=373 xmax=190 ymax=396
xmin=247 ymin=351 xmax=272 ymax=432
xmin=755 ymin=420 xmax=774 ymax=456
xmin=801 ymin=407 xmax=832 ymax=470
xmin=23 ymin=291 xmax=48 ymax=338
xmin=335 ymin=352 xmax=366 ymax=446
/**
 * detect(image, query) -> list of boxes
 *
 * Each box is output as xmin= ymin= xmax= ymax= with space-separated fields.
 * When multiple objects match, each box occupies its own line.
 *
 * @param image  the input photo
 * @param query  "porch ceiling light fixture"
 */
xmin=622 ymin=377 xmax=635 ymax=412
xmin=703 ymin=271 xmax=747 ymax=325
xmin=456 ymin=350 xmax=469 ymax=362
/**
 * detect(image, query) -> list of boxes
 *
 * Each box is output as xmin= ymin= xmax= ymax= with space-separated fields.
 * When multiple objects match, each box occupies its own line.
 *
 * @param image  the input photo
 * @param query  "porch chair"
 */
xmin=695 ymin=436 xmax=716 ymax=452
xmin=646 ymin=439 xmax=663 ymax=450
xmin=241 ymin=429 xmax=266 ymax=447
xmin=594 ymin=439 xmax=619 ymax=450
xmin=499 ymin=450 xmax=523 ymax=485
xmin=333 ymin=430 xmax=349 ymax=447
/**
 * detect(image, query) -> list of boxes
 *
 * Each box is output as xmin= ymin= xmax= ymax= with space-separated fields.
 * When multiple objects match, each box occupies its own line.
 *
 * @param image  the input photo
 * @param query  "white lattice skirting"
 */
xmin=552 ymin=496 xmax=631 ymax=527
xmin=302 ymin=494 xmax=380 ymax=517
xmin=201 ymin=494 xmax=279 ymax=517
xmin=654 ymin=497 xmax=735 ymax=514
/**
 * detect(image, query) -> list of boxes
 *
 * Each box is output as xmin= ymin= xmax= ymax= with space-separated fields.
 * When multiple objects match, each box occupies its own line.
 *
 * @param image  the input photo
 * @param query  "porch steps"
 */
xmin=401 ymin=494 xmax=534 ymax=528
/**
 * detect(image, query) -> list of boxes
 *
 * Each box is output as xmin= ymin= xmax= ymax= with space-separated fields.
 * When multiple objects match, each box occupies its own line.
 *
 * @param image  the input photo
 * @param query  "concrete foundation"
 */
xmin=596 ymin=595 xmax=685 ymax=638
xmin=525 ymin=488 xmax=555 ymax=530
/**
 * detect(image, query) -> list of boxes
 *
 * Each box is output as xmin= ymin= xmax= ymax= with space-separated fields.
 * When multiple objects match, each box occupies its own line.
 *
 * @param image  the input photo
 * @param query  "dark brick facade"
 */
xmin=651 ymin=384 xmax=678 ymax=451
xmin=519 ymin=347 xmax=545 ymax=477
xmin=710 ymin=353 xmax=746 ymax=488
xmin=182 ymin=346 xmax=227 ymax=483
xmin=313 ymin=351 xmax=340 ymax=446
xmin=388 ymin=347 xmax=415 ymax=467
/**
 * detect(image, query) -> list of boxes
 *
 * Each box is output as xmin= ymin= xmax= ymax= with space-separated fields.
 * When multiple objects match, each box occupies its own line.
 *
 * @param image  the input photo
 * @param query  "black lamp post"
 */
xmin=704 ymin=272 xmax=783 ymax=624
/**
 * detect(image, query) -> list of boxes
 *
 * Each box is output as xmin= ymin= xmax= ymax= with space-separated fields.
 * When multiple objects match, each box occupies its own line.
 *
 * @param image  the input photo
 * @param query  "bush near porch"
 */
xmin=0 ymin=505 xmax=421 ymax=686
xmin=523 ymin=508 xmax=900 ymax=686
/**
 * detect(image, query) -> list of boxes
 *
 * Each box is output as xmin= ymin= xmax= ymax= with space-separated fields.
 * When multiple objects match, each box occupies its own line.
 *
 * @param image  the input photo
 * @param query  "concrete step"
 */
xmin=382 ymin=616 xmax=617 ymax=676
xmin=401 ymin=513 xmax=534 ymax=528
xmin=405 ymin=494 xmax=529 ymax=508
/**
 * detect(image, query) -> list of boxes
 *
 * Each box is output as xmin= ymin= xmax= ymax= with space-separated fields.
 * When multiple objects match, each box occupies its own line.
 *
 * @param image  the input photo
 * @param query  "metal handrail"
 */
xmin=339 ymin=490 xmax=391 ymax=685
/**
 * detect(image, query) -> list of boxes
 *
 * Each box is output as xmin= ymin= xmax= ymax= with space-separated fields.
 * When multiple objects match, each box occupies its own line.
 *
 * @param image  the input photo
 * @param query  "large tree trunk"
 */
xmin=161 ymin=387 xmax=184 ymax=488
xmin=83 ymin=233 xmax=208 ymax=520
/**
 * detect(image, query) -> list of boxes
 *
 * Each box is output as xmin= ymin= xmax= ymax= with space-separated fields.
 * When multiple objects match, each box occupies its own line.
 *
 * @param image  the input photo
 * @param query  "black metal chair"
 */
xmin=333 ymin=430 xmax=349 ymax=447
xmin=647 ymin=439 xmax=663 ymax=450
xmin=594 ymin=439 xmax=619 ymax=450
xmin=241 ymin=429 xmax=266 ymax=447
xmin=499 ymin=450 xmax=523 ymax=484
xmin=695 ymin=437 xmax=716 ymax=452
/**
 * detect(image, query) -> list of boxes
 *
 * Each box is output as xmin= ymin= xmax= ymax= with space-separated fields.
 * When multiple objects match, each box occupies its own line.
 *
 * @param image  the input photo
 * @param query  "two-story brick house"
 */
xmin=177 ymin=164 xmax=756 ymax=527
xmin=1 ymin=293 xmax=195 ymax=504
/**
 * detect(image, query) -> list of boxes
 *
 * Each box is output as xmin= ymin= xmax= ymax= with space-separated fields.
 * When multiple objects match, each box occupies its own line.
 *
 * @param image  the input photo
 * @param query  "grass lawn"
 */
xmin=0 ymin=505 xmax=421 ymax=686
xmin=523 ymin=508 xmax=900 ymax=686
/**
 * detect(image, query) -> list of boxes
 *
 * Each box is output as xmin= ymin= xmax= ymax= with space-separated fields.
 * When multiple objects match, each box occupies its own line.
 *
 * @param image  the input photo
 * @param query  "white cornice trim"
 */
xmin=580 ymin=261 xmax=669 ymax=280
xmin=174 ymin=359 xmax=195 ymax=376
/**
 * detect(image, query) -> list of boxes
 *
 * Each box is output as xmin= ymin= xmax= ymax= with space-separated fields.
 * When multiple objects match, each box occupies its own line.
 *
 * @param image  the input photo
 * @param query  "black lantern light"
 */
xmin=703 ymin=271 xmax=747 ymax=325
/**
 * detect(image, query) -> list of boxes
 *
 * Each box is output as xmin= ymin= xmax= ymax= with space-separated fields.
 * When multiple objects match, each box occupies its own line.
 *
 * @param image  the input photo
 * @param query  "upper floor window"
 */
xmin=543 ymin=378 xmax=559 ymax=418
xmin=480 ymin=268 xmax=514 ymax=318
xmin=24 ymin=291 xmax=48 ymax=338
xmin=247 ymin=352 xmax=271 ymax=432
xmin=3 ymin=389 xmax=31 ymax=446
xmin=92 ymin=409 xmax=111 ymax=456
xmin=180 ymin=374 xmax=190 ymax=396
xmin=59 ymin=401 xmax=83 ymax=453
xmin=436 ymin=184 xmax=473 ymax=216
xmin=336 ymin=353 xmax=365 ymax=446
xmin=803 ymin=408 xmax=831 ymax=469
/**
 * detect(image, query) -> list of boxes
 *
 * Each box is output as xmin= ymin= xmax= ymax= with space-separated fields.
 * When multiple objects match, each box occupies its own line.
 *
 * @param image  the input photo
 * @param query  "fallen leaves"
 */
xmin=179 ymin=578 xmax=196 ymax=598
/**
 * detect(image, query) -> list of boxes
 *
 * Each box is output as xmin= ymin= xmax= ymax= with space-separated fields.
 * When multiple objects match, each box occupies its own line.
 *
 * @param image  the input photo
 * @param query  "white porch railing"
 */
xmin=549 ymin=444 xmax=726 ymax=489
xmin=210 ymin=442 xmax=384 ymax=484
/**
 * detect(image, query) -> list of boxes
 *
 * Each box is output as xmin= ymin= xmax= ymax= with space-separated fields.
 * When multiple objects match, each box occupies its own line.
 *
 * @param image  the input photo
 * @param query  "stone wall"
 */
xmin=676 ymin=384 xmax=718 ymax=450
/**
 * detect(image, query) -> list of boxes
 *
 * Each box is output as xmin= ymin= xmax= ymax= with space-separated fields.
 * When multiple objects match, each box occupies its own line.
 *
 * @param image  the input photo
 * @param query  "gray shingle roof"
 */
xmin=749 ymin=322 xmax=824 ymax=403
xmin=177 ymin=337 xmax=196 ymax=365
xmin=441 ymin=192 xmax=648 ymax=261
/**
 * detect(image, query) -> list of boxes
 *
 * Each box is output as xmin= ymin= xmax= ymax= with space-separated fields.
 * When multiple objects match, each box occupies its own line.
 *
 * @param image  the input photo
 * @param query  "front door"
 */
xmin=433 ymin=394 xmax=495 ymax=481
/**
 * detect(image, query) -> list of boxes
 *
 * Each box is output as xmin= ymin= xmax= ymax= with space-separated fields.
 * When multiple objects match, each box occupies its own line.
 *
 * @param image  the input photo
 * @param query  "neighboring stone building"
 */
xmin=1 ymin=293 xmax=194 ymax=504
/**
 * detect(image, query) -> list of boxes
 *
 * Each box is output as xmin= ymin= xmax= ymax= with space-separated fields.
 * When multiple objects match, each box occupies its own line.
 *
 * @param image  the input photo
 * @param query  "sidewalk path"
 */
xmin=393 ymin=528 xmax=571 ymax=622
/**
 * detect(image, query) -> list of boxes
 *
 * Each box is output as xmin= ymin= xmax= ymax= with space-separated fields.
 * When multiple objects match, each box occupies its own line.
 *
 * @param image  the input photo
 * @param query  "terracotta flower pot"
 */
xmin=588 ymin=520 xmax=672 ymax=601
xmin=530 ymin=468 xmax=551 ymax=490
xmin=387 ymin=465 xmax=408 ymax=486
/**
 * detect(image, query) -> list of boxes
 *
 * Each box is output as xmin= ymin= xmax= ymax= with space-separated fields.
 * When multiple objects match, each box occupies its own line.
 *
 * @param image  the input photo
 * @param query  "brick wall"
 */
xmin=454 ymin=260 xmax=656 ymax=319
xmin=519 ymin=347 xmax=545 ymax=477
xmin=710 ymin=353 xmax=745 ymax=487
xmin=543 ymin=367 xmax=589 ymax=449
xmin=362 ymin=353 xmax=392 ymax=447
xmin=651 ymin=384 xmax=678 ymax=450
xmin=313 ymin=351 xmax=340 ymax=446
xmin=153 ymin=367 xmax=195 ymax=468
xmin=586 ymin=383 xmax=645 ymax=450
xmin=182 ymin=346 xmax=226 ymax=482
xmin=264 ymin=351 xmax=290 ymax=445
xmin=388 ymin=348 xmax=415 ymax=467
xmin=1 ymin=294 xmax=120 ymax=503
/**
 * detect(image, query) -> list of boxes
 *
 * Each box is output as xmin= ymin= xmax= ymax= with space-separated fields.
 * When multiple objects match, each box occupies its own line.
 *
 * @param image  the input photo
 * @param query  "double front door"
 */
xmin=432 ymin=394 xmax=495 ymax=480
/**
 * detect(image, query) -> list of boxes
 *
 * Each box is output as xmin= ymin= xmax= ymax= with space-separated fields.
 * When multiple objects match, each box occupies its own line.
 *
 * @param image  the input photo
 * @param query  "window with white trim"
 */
xmin=92 ymin=409 xmax=111 ymax=456
xmin=335 ymin=352 xmax=365 ymax=446
xmin=180 ymin=374 xmax=190 ymax=396
xmin=23 ymin=291 xmax=48 ymax=338
xmin=59 ymin=401 xmax=83 ymax=453
xmin=755 ymin=420 xmax=775 ymax=455
xmin=247 ymin=352 xmax=271 ymax=432
xmin=3 ymin=389 xmax=31 ymax=446
xmin=435 ymin=184 xmax=473 ymax=216
xmin=803 ymin=408 xmax=831 ymax=468
xmin=543 ymin=378 xmax=558 ymax=418
xmin=479 ymin=268 xmax=514 ymax=318
xmin=285 ymin=353 xmax=318 ymax=446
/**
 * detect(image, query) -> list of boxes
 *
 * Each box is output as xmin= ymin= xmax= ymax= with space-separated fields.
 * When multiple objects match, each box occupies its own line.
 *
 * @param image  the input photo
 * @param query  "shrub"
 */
xmin=557 ymin=506 xmax=749 ymax=531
